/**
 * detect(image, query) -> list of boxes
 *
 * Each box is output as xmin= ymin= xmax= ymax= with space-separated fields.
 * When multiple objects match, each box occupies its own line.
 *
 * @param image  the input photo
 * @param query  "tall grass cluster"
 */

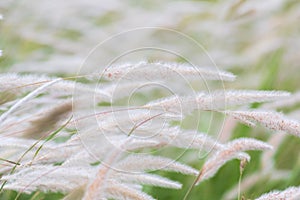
xmin=0 ymin=0 xmax=300 ymax=199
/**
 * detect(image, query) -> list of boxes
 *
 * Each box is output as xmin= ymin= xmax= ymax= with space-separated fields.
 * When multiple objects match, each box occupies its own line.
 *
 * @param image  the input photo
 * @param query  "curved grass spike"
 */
xmin=0 ymin=78 xmax=63 ymax=125
xmin=0 ymin=117 xmax=72 ymax=197
xmin=127 ymin=113 xmax=164 ymax=136
xmin=0 ymin=139 xmax=42 ymax=193
xmin=2 ymin=74 xmax=92 ymax=92
xmin=13 ymin=117 xmax=73 ymax=200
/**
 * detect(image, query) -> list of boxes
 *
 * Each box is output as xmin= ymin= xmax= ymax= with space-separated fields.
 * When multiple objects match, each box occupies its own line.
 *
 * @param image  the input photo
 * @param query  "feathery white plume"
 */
xmin=255 ymin=186 xmax=300 ymax=200
xmin=145 ymin=90 xmax=289 ymax=115
xmin=102 ymin=61 xmax=236 ymax=82
xmin=225 ymin=110 xmax=300 ymax=137
xmin=195 ymin=138 xmax=272 ymax=184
